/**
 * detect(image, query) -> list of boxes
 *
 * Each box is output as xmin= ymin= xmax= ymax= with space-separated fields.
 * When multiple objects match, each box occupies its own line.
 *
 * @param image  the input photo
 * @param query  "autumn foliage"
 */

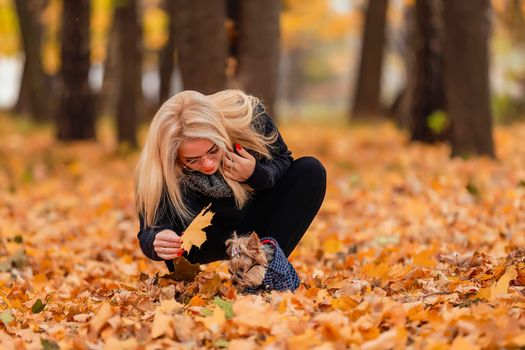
xmin=1 ymin=116 xmax=525 ymax=349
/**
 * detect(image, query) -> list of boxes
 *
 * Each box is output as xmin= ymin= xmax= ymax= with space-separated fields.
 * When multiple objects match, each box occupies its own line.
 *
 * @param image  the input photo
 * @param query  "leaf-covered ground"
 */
xmin=1 ymin=115 xmax=525 ymax=349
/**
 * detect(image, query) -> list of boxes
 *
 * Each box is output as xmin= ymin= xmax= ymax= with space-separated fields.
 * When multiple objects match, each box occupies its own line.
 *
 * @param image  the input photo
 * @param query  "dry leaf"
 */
xmin=89 ymin=303 xmax=119 ymax=338
xmin=490 ymin=266 xmax=518 ymax=300
xmin=181 ymin=207 xmax=214 ymax=252
xmin=197 ymin=306 xmax=226 ymax=332
xmin=164 ymin=256 xmax=201 ymax=282
xmin=151 ymin=309 xmax=173 ymax=339
xmin=103 ymin=337 xmax=138 ymax=350
xmin=450 ymin=336 xmax=481 ymax=350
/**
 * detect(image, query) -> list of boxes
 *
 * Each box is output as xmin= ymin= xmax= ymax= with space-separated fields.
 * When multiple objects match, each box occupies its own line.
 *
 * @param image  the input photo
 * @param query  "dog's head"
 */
xmin=225 ymin=232 xmax=268 ymax=288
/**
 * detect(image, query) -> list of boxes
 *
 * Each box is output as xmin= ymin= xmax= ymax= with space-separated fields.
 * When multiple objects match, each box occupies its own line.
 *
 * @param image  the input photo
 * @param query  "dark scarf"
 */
xmin=183 ymin=169 xmax=233 ymax=198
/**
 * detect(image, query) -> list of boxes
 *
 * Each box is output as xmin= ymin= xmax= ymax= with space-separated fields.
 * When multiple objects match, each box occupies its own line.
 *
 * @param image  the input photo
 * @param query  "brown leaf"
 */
xmin=163 ymin=256 xmax=201 ymax=282
xmin=199 ymin=273 xmax=222 ymax=298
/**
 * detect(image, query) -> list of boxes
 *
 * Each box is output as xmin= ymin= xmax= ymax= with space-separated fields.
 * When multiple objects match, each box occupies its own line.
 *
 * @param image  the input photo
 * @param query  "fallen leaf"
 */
xmin=490 ymin=265 xmax=517 ymax=300
xmin=197 ymin=305 xmax=226 ymax=332
xmin=164 ymin=256 xmax=201 ymax=282
xmin=213 ymin=296 xmax=234 ymax=320
xmin=413 ymin=249 xmax=437 ymax=268
xmin=159 ymin=299 xmax=183 ymax=314
xmin=189 ymin=295 xmax=206 ymax=307
xmin=103 ymin=337 xmax=138 ymax=350
xmin=89 ymin=303 xmax=118 ymax=338
xmin=31 ymin=298 xmax=45 ymax=314
xmin=450 ymin=336 xmax=480 ymax=350
xmin=227 ymin=338 xmax=257 ymax=350
xmin=0 ymin=311 xmax=14 ymax=325
xmin=323 ymin=237 xmax=343 ymax=254
xmin=151 ymin=309 xmax=173 ymax=339
xmin=40 ymin=338 xmax=59 ymax=350
xmin=232 ymin=297 xmax=274 ymax=329
xmin=200 ymin=273 xmax=222 ymax=298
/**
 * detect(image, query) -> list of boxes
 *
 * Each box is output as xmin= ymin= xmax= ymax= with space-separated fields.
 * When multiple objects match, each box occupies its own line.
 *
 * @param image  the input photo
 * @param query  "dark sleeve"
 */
xmin=137 ymin=190 xmax=208 ymax=261
xmin=243 ymin=103 xmax=294 ymax=191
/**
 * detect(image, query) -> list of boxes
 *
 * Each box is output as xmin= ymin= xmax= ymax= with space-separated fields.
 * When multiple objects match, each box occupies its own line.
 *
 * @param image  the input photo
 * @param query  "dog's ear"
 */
xmin=225 ymin=239 xmax=233 ymax=257
xmin=248 ymin=232 xmax=260 ymax=251
xmin=225 ymin=236 xmax=235 ymax=257
xmin=225 ymin=231 xmax=240 ymax=258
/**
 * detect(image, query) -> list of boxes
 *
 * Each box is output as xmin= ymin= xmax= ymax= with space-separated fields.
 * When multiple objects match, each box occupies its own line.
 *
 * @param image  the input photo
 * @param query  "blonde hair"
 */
xmin=134 ymin=89 xmax=277 ymax=228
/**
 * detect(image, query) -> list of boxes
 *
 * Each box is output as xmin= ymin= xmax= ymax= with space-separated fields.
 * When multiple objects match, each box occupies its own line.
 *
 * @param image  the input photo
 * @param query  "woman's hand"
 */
xmin=223 ymin=144 xmax=256 ymax=182
xmin=153 ymin=229 xmax=184 ymax=260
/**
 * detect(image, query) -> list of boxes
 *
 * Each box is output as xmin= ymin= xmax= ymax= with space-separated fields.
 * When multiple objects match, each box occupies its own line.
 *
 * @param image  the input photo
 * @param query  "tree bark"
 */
xmin=114 ymin=0 xmax=142 ymax=148
xmin=236 ymin=0 xmax=281 ymax=118
xmin=409 ymin=0 xmax=447 ymax=143
xmin=158 ymin=0 xmax=177 ymax=105
xmin=13 ymin=0 xmax=52 ymax=121
xmin=352 ymin=0 xmax=388 ymax=120
xmin=98 ymin=11 xmax=119 ymax=118
xmin=56 ymin=0 xmax=95 ymax=140
xmin=442 ymin=0 xmax=495 ymax=157
xmin=173 ymin=0 xmax=228 ymax=94
xmin=13 ymin=59 xmax=30 ymax=115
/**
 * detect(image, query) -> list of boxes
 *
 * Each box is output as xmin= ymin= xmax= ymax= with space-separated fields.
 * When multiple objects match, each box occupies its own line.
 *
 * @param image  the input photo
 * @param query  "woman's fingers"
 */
xmin=156 ymin=229 xmax=182 ymax=242
xmin=157 ymin=247 xmax=182 ymax=255
xmin=153 ymin=230 xmax=185 ymax=259
xmin=223 ymin=156 xmax=235 ymax=168
xmin=154 ymin=239 xmax=181 ymax=249
xmin=235 ymin=144 xmax=255 ymax=160
xmin=223 ymin=169 xmax=241 ymax=182
xmin=156 ymin=249 xmax=183 ymax=260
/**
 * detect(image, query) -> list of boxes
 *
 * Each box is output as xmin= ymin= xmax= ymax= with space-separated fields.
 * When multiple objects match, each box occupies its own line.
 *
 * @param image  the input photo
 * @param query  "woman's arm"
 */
xmin=137 ymin=191 xmax=208 ymax=261
xmin=243 ymin=104 xmax=294 ymax=191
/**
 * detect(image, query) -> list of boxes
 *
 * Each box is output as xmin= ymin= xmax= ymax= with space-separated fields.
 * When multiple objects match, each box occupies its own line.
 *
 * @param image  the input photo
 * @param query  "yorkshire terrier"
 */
xmin=225 ymin=232 xmax=300 ymax=293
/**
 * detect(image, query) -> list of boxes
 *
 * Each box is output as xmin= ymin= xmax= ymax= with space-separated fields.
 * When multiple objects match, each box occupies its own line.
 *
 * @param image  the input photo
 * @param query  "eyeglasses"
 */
xmin=180 ymin=144 xmax=222 ymax=167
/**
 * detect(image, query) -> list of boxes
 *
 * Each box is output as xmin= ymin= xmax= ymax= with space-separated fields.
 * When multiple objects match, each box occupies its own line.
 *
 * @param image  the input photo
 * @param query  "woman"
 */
xmin=135 ymin=89 xmax=326 ymax=273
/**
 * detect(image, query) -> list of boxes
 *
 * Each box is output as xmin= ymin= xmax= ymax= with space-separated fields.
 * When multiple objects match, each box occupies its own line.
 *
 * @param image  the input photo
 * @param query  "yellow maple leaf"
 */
xmin=181 ymin=207 xmax=214 ymax=252
xmin=490 ymin=265 xmax=517 ymax=300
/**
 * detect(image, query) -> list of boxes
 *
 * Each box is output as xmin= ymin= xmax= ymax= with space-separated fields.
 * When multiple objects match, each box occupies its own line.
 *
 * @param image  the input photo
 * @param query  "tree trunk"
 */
xmin=13 ymin=59 xmax=30 ymax=115
xmin=409 ymin=0 xmax=447 ymax=143
xmin=56 ymin=0 xmax=95 ymax=140
xmin=13 ymin=0 xmax=51 ymax=122
xmin=98 ymin=11 xmax=119 ymax=118
xmin=236 ymin=0 xmax=281 ymax=118
xmin=351 ymin=0 xmax=388 ymax=120
xmin=442 ymin=0 xmax=495 ymax=157
xmin=158 ymin=0 xmax=177 ymax=105
xmin=114 ymin=0 xmax=142 ymax=148
xmin=173 ymin=0 xmax=228 ymax=94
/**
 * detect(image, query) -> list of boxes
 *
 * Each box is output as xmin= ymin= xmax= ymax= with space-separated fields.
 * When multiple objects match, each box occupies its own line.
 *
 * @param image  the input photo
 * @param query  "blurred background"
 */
xmin=0 ymin=0 xmax=524 ymax=156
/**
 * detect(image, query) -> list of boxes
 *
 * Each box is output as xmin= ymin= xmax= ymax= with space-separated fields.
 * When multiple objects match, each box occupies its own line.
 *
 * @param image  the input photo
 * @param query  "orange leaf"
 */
xmin=490 ymin=265 xmax=517 ymax=300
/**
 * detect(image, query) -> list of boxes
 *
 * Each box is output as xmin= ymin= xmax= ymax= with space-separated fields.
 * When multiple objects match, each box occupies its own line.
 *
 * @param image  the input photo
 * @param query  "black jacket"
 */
xmin=137 ymin=104 xmax=293 ymax=269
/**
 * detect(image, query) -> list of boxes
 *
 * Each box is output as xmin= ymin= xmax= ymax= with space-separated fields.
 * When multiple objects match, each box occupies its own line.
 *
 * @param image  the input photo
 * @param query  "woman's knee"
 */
xmin=290 ymin=157 xmax=327 ymax=194
xmin=293 ymin=157 xmax=326 ymax=183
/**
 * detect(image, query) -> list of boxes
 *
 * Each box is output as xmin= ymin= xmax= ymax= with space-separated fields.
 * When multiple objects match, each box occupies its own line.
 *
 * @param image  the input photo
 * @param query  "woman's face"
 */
xmin=178 ymin=139 xmax=224 ymax=175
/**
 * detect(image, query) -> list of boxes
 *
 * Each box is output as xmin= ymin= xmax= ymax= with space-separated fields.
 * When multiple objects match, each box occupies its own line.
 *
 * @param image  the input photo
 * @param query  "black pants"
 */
xmin=179 ymin=156 xmax=326 ymax=267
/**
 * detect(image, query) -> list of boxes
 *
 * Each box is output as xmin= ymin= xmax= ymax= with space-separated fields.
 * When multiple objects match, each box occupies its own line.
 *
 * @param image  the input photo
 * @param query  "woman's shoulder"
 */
xmin=251 ymin=101 xmax=274 ymax=134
